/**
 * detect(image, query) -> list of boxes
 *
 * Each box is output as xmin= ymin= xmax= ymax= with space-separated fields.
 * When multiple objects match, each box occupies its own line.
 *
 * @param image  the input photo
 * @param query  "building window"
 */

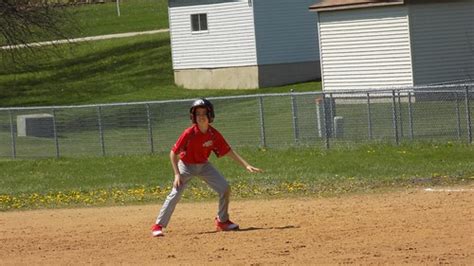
xmin=191 ymin=13 xmax=208 ymax=32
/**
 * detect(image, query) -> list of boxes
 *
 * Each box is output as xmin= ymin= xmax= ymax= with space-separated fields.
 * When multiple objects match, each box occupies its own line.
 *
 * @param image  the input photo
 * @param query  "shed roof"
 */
xmin=309 ymin=0 xmax=404 ymax=11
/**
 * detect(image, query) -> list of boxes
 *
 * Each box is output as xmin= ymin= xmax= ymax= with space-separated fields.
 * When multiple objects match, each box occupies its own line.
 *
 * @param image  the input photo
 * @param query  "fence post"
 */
xmin=97 ymin=106 xmax=106 ymax=156
xmin=455 ymin=92 xmax=462 ymax=140
xmin=391 ymin=90 xmax=399 ymax=145
xmin=290 ymin=90 xmax=299 ymax=144
xmin=52 ymin=109 xmax=60 ymax=158
xmin=465 ymin=86 xmax=472 ymax=144
xmin=8 ymin=110 xmax=16 ymax=159
xmin=258 ymin=96 xmax=266 ymax=148
xmin=329 ymin=93 xmax=335 ymax=134
xmin=146 ymin=104 xmax=155 ymax=154
xmin=408 ymin=91 xmax=414 ymax=140
xmin=322 ymin=93 xmax=330 ymax=149
xmin=397 ymin=91 xmax=404 ymax=138
xmin=367 ymin=92 xmax=373 ymax=140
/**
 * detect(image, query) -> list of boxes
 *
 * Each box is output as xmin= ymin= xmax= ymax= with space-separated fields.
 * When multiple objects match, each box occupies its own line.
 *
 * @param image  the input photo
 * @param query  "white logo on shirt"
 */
xmin=203 ymin=140 xmax=213 ymax=147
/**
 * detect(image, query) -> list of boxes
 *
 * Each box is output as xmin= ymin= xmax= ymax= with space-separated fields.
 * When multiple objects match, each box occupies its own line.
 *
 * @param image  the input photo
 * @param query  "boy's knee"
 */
xmin=223 ymin=185 xmax=231 ymax=196
xmin=168 ymin=187 xmax=183 ymax=197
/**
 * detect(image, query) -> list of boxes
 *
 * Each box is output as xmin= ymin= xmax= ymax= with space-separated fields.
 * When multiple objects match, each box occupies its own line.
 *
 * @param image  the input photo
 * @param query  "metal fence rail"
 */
xmin=0 ymin=84 xmax=472 ymax=158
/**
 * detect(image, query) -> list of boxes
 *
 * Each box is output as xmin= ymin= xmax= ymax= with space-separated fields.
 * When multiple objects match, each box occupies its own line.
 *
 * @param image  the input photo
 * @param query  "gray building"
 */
xmin=310 ymin=0 xmax=474 ymax=91
xmin=168 ymin=0 xmax=321 ymax=89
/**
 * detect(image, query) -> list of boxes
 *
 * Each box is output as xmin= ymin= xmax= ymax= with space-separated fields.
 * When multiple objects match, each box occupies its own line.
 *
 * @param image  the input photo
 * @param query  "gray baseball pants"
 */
xmin=155 ymin=160 xmax=230 ymax=227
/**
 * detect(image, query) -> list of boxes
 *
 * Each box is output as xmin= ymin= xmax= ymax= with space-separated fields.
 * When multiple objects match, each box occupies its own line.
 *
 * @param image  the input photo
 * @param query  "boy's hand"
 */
xmin=226 ymin=150 xmax=263 ymax=173
xmin=173 ymin=174 xmax=182 ymax=188
xmin=246 ymin=165 xmax=263 ymax=173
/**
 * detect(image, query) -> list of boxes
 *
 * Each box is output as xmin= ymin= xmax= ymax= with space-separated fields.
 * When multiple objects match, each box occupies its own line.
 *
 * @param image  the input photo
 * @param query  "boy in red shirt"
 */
xmin=152 ymin=98 xmax=262 ymax=237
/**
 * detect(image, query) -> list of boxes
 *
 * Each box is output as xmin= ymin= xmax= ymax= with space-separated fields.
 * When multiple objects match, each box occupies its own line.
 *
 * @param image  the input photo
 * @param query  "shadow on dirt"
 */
xmin=197 ymin=225 xmax=298 ymax=235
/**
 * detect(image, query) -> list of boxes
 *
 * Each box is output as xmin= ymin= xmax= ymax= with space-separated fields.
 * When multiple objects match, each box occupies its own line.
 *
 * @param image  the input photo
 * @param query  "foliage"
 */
xmin=0 ymin=1 xmax=75 ymax=45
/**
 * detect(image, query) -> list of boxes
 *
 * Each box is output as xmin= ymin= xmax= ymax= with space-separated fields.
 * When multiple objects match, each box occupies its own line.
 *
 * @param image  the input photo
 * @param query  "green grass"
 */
xmin=0 ymin=32 xmax=321 ymax=107
xmin=1 ymin=142 xmax=472 ymax=210
xmin=0 ymin=0 xmax=169 ymax=46
xmin=69 ymin=0 xmax=169 ymax=38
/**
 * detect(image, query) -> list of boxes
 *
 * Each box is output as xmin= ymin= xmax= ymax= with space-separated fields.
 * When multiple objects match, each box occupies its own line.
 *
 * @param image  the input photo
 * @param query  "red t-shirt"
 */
xmin=171 ymin=124 xmax=231 ymax=164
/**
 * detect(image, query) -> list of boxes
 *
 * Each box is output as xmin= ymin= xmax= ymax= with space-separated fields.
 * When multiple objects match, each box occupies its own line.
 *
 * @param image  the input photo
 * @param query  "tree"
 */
xmin=0 ymin=0 xmax=77 ymax=50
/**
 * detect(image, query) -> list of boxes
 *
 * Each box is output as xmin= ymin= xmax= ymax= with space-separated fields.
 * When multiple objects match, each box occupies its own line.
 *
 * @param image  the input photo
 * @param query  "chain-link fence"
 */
xmin=0 ymin=84 xmax=472 ymax=158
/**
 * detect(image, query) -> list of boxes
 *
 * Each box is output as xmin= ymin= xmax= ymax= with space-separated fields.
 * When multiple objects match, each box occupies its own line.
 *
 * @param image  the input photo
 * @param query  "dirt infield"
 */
xmin=1 ymin=186 xmax=473 ymax=264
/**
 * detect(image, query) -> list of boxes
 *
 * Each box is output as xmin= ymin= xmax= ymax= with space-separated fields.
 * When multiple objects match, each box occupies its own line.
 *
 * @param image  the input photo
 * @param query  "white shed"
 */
xmin=168 ymin=0 xmax=320 ymax=89
xmin=310 ymin=0 xmax=474 ymax=91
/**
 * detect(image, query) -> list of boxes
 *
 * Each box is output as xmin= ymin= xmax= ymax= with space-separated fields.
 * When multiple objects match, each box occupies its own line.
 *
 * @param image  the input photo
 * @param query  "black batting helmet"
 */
xmin=189 ymin=98 xmax=215 ymax=123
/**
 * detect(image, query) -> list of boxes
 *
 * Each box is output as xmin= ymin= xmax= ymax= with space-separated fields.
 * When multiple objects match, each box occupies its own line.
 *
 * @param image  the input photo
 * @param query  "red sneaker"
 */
xmin=215 ymin=217 xmax=239 ymax=231
xmin=151 ymin=224 xmax=164 ymax=237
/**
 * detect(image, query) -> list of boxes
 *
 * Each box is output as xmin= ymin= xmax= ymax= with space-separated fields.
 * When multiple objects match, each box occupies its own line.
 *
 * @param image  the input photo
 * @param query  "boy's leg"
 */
xmin=155 ymin=162 xmax=194 ymax=227
xmin=200 ymin=163 xmax=230 ymax=222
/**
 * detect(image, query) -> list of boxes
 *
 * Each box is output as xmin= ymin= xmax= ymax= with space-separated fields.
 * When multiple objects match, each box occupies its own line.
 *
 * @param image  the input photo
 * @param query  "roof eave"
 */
xmin=309 ymin=1 xmax=404 ymax=12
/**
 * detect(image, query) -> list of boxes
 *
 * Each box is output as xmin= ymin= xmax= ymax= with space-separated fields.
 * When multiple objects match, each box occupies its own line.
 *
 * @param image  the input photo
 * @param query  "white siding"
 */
xmin=319 ymin=6 xmax=413 ymax=90
xmin=253 ymin=0 xmax=319 ymax=65
xmin=169 ymin=1 xmax=257 ymax=69
xmin=409 ymin=0 xmax=474 ymax=85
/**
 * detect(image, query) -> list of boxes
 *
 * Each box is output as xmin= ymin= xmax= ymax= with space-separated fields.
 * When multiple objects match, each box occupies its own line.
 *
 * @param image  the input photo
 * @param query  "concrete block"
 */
xmin=17 ymin=114 xmax=54 ymax=138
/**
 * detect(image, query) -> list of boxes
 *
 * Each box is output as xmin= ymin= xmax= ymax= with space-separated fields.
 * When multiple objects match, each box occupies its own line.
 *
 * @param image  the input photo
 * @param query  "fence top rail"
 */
xmin=1 ymin=83 xmax=472 ymax=111
xmin=324 ymin=83 xmax=474 ymax=93
xmin=0 ymin=92 xmax=319 ymax=111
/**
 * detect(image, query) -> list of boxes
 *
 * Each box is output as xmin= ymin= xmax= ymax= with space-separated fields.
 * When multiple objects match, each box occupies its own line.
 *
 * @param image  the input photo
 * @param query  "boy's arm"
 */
xmin=225 ymin=149 xmax=263 ymax=173
xmin=170 ymin=150 xmax=182 ymax=188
